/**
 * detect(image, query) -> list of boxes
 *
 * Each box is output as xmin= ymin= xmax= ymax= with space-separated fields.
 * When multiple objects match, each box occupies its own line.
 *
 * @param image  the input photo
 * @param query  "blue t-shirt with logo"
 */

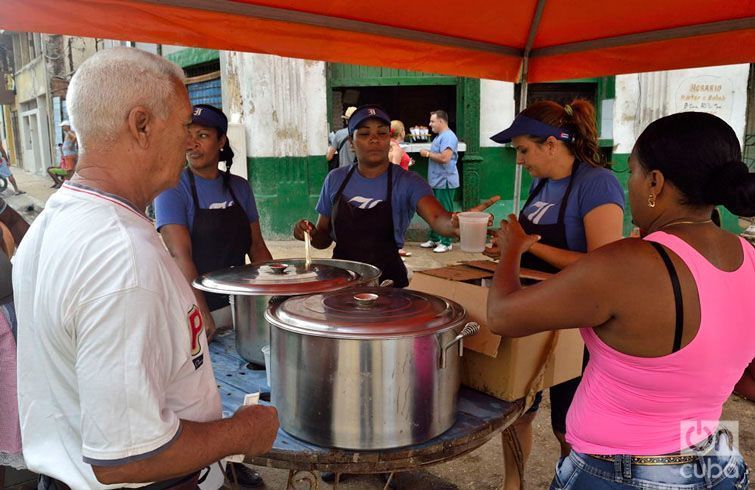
xmin=316 ymin=165 xmax=433 ymax=247
xmin=155 ymin=169 xmax=259 ymax=232
xmin=522 ymin=163 xmax=624 ymax=252
xmin=428 ymin=129 xmax=459 ymax=189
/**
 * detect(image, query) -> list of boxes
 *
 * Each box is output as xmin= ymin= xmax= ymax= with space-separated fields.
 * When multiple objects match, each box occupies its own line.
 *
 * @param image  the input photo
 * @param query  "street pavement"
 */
xmin=3 ymin=167 xmax=753 ymax=489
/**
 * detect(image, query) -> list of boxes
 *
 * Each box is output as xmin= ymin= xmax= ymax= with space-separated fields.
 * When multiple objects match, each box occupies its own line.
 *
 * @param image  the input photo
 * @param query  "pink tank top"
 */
xmin=566 ymin=231 xmax=755 ymax=455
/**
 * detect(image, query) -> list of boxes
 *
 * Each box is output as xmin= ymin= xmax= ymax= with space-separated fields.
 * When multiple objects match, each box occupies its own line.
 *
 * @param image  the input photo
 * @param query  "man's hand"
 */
xmin=93 ymin=405 xmax=280 ymax=485
xmin=419 ymin=149 xmax=429 ymax=158
xmin=234 ymin=405 xmax=279 ymax=456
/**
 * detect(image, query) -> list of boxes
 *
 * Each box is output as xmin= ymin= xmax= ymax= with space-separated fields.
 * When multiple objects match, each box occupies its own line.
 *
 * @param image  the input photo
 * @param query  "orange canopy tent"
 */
xmin=2 ymin=0 xmax=754 ymax=84
xmin=3 ymin=0 xmax=754 ymax=209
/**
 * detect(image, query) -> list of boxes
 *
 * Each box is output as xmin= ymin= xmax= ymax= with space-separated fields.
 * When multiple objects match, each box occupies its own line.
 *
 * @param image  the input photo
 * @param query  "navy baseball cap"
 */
xmin=348 ymin=105 xmax=391 ymax=136
xmin=192 ymin=105 xmax=228 ymax=134
xmin=490 ymin=115 xmax=572 ymax=144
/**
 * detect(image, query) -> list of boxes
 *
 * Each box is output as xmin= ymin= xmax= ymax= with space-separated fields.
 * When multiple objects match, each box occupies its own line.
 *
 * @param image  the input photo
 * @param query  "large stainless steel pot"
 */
xmin=193 ymin=259 xmax=381 ymax=365
xmin=265 ymin=287 xmax=479 ymax=450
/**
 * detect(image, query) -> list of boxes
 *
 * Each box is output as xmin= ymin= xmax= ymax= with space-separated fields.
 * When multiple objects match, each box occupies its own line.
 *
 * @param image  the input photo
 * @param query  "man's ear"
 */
xmin=127 ymin=106 xmax=151 ymax=149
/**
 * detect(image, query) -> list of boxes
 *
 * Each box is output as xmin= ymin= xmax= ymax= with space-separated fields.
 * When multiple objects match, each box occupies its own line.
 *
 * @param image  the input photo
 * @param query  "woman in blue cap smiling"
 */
xmin=487 ymin=99 xmax=625 ymax=490
xmin=294 ymin=104 xmax=498 ymax=288
xmin=155 ymin=103 xmax=273 ymax=329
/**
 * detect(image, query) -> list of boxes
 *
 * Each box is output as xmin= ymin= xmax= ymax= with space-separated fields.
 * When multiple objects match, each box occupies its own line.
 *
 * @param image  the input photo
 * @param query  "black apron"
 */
xmin=519 ymin=160 xmax=589 ymax=422
xmin=331 ymin=163 xmax=408 ymax=288
xmin=188 ymin=169 xmax=252 ymax=311
xmin=519 ymin=160 xmax=580 ymax=274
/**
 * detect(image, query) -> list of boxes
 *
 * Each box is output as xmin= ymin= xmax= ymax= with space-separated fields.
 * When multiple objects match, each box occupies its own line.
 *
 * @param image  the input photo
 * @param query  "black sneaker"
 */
xmin=225 ymin=462 xmax=264 ymax=488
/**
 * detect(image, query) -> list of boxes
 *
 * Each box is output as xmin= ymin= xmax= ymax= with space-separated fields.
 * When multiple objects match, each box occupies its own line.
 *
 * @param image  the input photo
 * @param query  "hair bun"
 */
xmin=704 ymin=160 xmax=755 ymax=216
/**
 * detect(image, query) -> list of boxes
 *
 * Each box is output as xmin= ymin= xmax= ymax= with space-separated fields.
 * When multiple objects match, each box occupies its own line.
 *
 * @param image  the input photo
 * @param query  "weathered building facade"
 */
xmin=0 ymin=34 xmax=158 ymax=177
xmin=2 ymin=36 xmax=753 ymax=236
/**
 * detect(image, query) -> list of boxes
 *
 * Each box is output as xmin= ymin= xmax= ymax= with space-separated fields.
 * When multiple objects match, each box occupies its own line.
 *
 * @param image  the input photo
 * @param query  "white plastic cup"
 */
xmin=261 ymin=345 xmax=271 ymax=388
xmin=458 ymin=212 xmax=491 ymax=252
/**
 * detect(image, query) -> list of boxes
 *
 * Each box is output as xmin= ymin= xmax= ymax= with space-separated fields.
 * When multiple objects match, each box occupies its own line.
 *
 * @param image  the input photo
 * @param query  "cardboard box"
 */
xmin=408 ymin=265 xmax=584 ymax=402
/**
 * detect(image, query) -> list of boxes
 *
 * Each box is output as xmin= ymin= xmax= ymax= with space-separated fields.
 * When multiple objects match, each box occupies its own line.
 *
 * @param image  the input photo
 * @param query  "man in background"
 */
xmin=327 ymin=106 xmax=357 ymax=171
xmin=420 ymin=110 xmax=459 ymax=253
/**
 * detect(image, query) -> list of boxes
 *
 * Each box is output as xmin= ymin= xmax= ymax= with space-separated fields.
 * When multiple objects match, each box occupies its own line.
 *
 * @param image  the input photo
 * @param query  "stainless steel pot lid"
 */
xmin=265 ymin=287 xmax=466 ymax=339
xmin=193 ymin=259 xmax=381 ymax=296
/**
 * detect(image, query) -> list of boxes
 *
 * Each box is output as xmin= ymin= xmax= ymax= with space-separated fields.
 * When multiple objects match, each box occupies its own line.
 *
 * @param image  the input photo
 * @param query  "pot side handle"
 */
xmin=439 ymin=322 xmax=480 ymax=369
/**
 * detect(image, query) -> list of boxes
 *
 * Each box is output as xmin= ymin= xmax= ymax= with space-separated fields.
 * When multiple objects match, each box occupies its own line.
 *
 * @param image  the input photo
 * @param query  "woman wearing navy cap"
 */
xmin=487 ymin=99 xmax=625 ymax=490
xmin=155 ymin=104 xmax=273 ymax=333
xmin=294 ymin=104 xmax=498 ymax=288
xmin=154 ymin=104 xmax=270 ymax=486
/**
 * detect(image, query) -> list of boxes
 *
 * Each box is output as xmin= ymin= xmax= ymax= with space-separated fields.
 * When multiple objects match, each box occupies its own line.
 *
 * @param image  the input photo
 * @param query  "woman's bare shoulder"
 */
xmin=569 ymin=237 xmax=660 ymax=281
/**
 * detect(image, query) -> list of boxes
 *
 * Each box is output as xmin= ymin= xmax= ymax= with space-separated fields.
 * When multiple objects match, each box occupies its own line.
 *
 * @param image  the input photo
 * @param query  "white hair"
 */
xmin=67 ymin=47 xmax=185 ymax=148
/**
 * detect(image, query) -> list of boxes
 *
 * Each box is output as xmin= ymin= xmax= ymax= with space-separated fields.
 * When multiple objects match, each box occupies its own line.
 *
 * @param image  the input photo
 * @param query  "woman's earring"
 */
xmin=647 ymin=194 xmax=656 ymax=208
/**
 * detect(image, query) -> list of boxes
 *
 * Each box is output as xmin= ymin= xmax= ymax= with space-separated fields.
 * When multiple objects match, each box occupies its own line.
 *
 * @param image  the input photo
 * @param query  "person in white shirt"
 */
xmin=12 ymin=47 xmax=278 ymax=490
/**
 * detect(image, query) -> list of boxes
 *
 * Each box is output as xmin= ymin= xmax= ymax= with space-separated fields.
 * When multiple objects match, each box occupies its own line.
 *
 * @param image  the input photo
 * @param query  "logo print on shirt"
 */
xmin=348 ymin=196 xmax=383 ymax=209
xmin=208 ymin=201 xmax=234 ymax=210
xmin=187 ymin=305 xmax=204 ymax=358
xmin=526 ymin=201 xmax=556 ymax=225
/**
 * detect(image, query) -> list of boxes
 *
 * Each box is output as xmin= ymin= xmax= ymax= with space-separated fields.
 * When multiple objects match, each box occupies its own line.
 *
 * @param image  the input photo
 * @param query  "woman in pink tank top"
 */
xmin=487 ymin=112 xmax=754 ymax=489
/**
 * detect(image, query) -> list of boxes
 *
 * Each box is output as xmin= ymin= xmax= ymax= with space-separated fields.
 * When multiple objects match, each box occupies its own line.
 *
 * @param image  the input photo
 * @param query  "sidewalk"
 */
xmin=1 ymin=167 xmax=55 ymax=223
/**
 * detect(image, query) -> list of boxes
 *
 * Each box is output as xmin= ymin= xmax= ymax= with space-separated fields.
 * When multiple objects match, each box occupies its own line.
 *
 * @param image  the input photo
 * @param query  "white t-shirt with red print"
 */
xmin=13 ymin=182 xmax=221 ymax=489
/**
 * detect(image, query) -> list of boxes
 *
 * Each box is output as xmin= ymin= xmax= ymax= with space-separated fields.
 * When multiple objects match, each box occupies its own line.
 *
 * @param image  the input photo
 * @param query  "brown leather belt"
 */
xmin=587 ymin=454 xmax=698 ymax=465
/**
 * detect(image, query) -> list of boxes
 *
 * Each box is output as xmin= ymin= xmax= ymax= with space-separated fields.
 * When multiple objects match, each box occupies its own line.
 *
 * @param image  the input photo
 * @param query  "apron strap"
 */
xmin=521 ymin=178 xmax=547 ymax=211
xmin=556 ymin=160 xmax=580 ymax=224
xmin=334 ymin=163 xmax=358 ymax=200
xmin=187 ymin=168 xmax=201 ymax=209
xmin=386 ymin=161 xmax=394 ymax=205
xmin=520 ymin=159 xmax=581 ymax=224
xmin=188 ymin=168 xmax=242 ymax=208
xmin=222 ymin=170 xmax=241 ymax=206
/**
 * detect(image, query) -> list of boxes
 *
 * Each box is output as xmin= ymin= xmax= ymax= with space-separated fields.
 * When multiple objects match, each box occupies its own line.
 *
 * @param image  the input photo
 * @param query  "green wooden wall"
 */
xmin=165 ymin=48 xmax=219 ymax=68
xmin=248 ymin=155 xmax=327 ymax=239
xmin=329 ymin=65 xmax=457 ymax=87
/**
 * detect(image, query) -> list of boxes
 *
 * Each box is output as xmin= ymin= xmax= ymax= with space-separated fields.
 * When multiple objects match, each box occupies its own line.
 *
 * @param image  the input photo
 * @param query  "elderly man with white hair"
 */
xmin=12 ymin=47 xmax=279 ymax=490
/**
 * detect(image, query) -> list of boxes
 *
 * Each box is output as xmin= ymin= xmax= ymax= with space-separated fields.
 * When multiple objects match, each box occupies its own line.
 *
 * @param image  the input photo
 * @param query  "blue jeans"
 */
xmin=550 ymin=434 xmax=749 ymax=489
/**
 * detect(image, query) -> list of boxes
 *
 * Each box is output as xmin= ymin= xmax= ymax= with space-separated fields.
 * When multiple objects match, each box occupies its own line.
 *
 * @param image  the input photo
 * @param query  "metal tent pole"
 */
xmin=512 ymin=77 xmax=528 ymax=215
xmin=512 ymin=0 xmax=547 ymax=215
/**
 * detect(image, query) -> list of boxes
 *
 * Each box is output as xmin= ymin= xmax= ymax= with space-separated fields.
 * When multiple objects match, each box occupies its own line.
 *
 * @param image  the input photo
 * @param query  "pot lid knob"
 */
xmin=353 ymin=292 xmax=378 ymax=307
xmin=267 ymin=263 xmax=289 ymax=274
